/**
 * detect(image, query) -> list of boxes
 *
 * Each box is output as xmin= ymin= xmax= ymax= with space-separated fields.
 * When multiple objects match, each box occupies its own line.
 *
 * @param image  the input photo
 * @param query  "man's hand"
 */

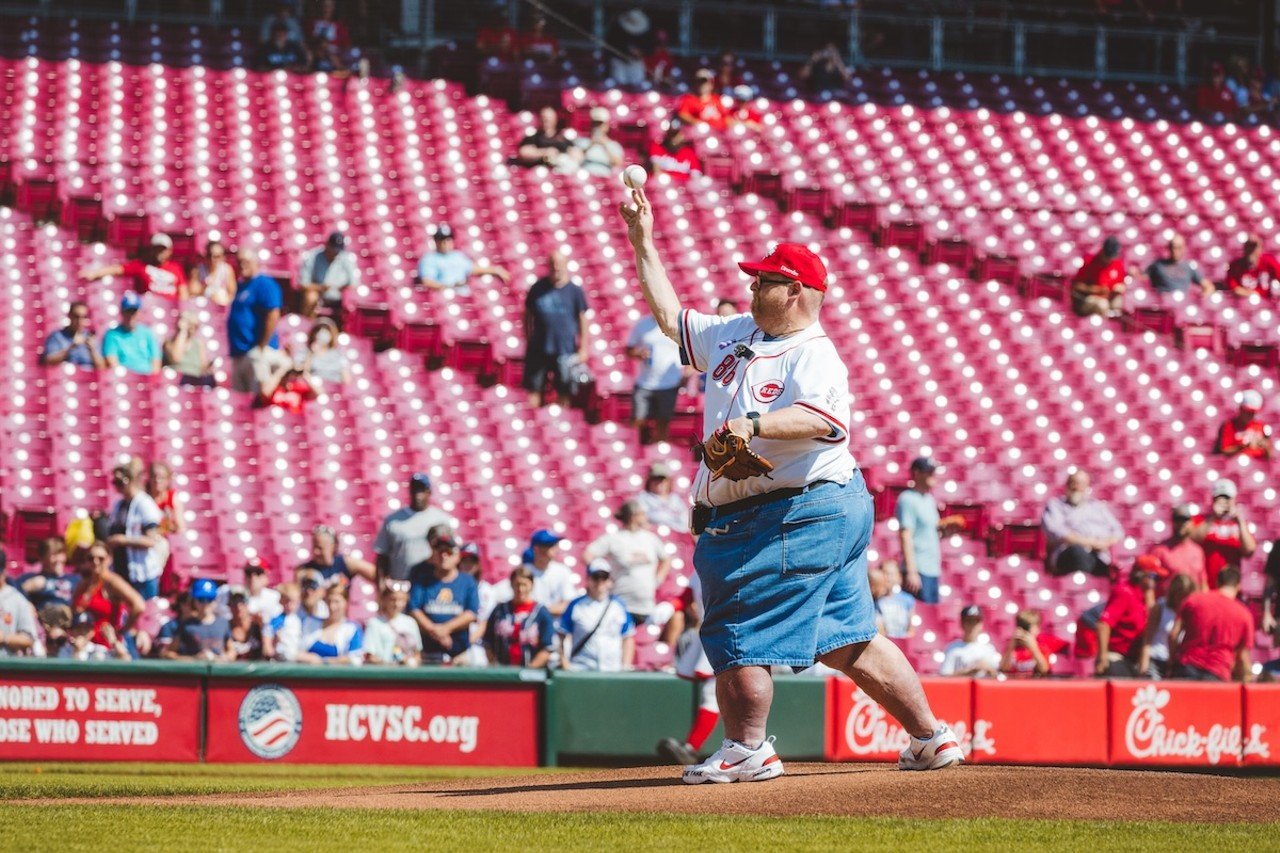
xmin=618 ymin=187 xmax=654 ymax=250
xmin=725 ymin=416 xmax=754 ymax=442
xmin=1094 ymin=658 xmax=1109 ymax=677
xmin=902 ymin=569 xmax=922 ymax=595
xmin=1263 ymin=612 xmax=1277 ymax=635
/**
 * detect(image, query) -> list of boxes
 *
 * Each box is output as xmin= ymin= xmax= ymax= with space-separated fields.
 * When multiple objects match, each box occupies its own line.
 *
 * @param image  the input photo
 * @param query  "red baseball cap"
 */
xmin=738 ymin=243 xmax=828 ymax=292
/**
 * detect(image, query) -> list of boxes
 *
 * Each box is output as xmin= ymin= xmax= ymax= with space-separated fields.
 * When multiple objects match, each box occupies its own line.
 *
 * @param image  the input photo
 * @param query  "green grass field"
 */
xmin=0 ymin=764 xmax=1276 ymax=852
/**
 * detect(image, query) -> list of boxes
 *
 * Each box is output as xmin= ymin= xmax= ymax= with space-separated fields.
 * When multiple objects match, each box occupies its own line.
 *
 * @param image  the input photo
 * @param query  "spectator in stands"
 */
xmin=1071 ymin=235 xmax=1127 ymax=317
xmin=1224 ymin=55 xmax=1252 ymax=108
xmin=409 ymin=525 xmax=479 ymax=664
xmin=416 ymin=224 xmax=509 ymax=295
xmin=81 ymin=233 xmax=187 ymax=301
xmin=1000 ymin=609 xmax=1068 ymax=678
xmin=0 ymin=557 xmax=37 ymax=657
xmin=577 ymin=108 xmax=624 ymax=178
xmin=62 ymin=610 xmax=128 ymax=661
xmin=296 ymin=569 xmax=330 ymax=627
xmin=1139 ymin=572 xmax=1198 ymax=678
xmin=645 ymin=29 xmax=673 ymax=88
xmin=939 ymin=605 xmax=1000 ymax=677
xmin=584 ymin=500 xmax=669 ymax=626
xmin=297 ymin=584 xmax=362 ymax=664
xmin=106 ymin=461 xmax=166 ymax=601
xmin=70 ymin=541 xmax=144 ymax=656
xmin=163 ymin=311 xmax=216 ymax=387
xmin=560 ymin=561 xmax=635 ymax=671
xmin=1222 ymin=234 xmax=1280 ymax=297
xmin=730 ymin=86 xmax=764 ymax=130
xmin=1145 ymin=503 xmax=1208 ymax=593
xmin=258 ymin=21 xmax=309 ymax=72
xmin=524 ymin=529 xmax=580 ymax=616
xmin=1214 ymin=389 xmax=1273 ymax=459
xmin=632 ymin=462 xmax=688 ymax=532
xmin=41 ymin=301 xmax=105 ymax=370
xmin=306 ymin=0 xmax=350 ymax=55
xmin=476 ymin=12 xmax=519 ymax=61
xmin=676 ymin=68 xmax=732 ymax=131
xmin=516 ymin=107 xmax=579 ymax=171
xmin=627 ymin=311 xmax=686 ymax=443
xmin=363 ymin=580 xmax=422 ymax=665
xmin=1190 ymin=479 xmax=1257 ymax=586
xmin=102 ymin=292 xmax=160 ymax=375
xmin=309 ymin=39 xmax=352 ymax=76
xmin=160 ymin=578 xmax=230 ymax=661
xmin=871 ymin=560 xmax=915 ymax=640
xmin=648 ymin=121 xmax=701 ymax=182
xmin=255 ymin=359 xmax=320 ymax=414
xmin=37 ymin=604 xmax=71 ymax=658
xmin=1146 ymin=234 xmax=1214 ymax=295
xmin=16 ymin=538 xmax=75 ymax=610
xmin=1042 ymin=469 xmax=1123 ymax=578
xmin=799 ymin=42 xmax=852 ymax=96
xmin=522 ymin=250 xmax=590 ymax=408
xmin=1196 ymin=62 xmax=1238 ymax=118
xmin=374 ymin=473 xmax=453 ymax=583
xmin=521 ymin=15 xmax=558 ymax=62
xmin=896 ymin=456 xmax=965 ymax=603
xmin=260 ymin=0 xmax=304 ymax=44
xmin=228 ymin=249 xmax=289 ymax=394
xmin=716 ymin=298 xmax=740 ymax=317
xmin=189 ymin=240 xmax=237 ymax=306
xmin=264 ymin=582 xmax=305 ymax=661
xmin=298 ymin=232 xmax=360 ymax=319
xmin=605 ymin=8 xmax=653 ymax=88
xmin=297 ymin=317 xmax=349 ymax=385
xmin=1093 ymin=560 xmax=1156 ymax=677
xmin=217 ymin=558 xmax=282 ymax=623
xmin=146 ymin=459 xmax=184 ymax=594
xmin=484 ymin=567 xmax=556 ymax=667
xmin=714 ymin=52 xmax=742 ymax=93
xmin=226 ymin=588 xmax=265 ymax=661
xmin=1170 ymin=565 xmax=1254 ymax=681
xmin=299 ymin=523 xmax=376 ymax=585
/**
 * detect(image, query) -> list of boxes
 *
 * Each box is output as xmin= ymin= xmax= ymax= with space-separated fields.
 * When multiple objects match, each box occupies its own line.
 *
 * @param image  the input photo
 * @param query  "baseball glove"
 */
xmin=700 ymin=429 xmax=775 ymax=481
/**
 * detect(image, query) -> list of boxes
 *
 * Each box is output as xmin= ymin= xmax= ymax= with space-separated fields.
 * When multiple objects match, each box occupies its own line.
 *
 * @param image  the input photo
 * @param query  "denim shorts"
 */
xmin=914 ymin=574 xmax=940 ymax=604
xmin=693 ymin=475 xmax=876 ymax=673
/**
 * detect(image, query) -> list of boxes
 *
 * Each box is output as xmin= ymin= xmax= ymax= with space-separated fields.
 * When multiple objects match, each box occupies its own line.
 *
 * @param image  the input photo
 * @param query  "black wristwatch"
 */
xmin=746 ymin=411 xmax=761 ymax=438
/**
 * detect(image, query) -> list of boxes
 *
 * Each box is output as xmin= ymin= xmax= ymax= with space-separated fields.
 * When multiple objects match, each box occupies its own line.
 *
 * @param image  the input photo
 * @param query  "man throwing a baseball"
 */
xmin=620 ymin=186 xmax=963 ymax=783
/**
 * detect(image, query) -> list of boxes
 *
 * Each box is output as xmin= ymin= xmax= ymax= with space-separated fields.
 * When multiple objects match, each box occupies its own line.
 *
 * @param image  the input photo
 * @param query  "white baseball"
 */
xmin=622 ymin=164 xmax=648 ymax=190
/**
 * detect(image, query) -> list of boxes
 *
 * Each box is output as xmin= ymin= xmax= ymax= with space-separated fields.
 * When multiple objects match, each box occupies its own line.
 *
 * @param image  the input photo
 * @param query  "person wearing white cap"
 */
xmin=576 ymin=107 xmax=624 ymax=178
xmin=1190 ymin=479 xmax=1257 ymax=588
xmin=558 ymin=560 xmax=635 ymax=672
xmin=81 ymin=232 xmax=188 ymax=301
xmin=605 ymin=8 xmax=652 ymax=87
xmin=675 ymin=68 xmax=732 ymax=131
xmin=1214 ymin=390 xmax=1273 ymax=460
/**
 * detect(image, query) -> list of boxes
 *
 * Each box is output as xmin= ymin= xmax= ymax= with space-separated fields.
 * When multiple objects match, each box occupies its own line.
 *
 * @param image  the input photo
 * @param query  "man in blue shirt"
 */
xmin=895 ymin=456 xmax=964 ymax=604
xmin=101 ymin=292 xmax=160 ymax=375
xmin=409 ymin=526 xmax=479 ymax=663
xmin=162 ymin=579 xmax=232 ymax=660
xmin=415 ymin=224 xmax=509 ymax=296
xmin=522 ymin=251 xmax=590 ymax=407
xmin=40 ymin=302 xmax=105 ymax=370
xmin=228 ymin=248 xmax=290 ymax=393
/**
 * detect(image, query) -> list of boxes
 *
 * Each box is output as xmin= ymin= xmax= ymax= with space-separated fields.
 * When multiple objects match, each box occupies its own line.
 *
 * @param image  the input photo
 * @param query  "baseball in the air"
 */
xmin=622 ymin=164 xmax=648 ymax=189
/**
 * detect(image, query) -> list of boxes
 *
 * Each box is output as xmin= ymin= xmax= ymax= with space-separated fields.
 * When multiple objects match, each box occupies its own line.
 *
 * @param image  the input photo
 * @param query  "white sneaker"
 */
xmin=898 ymin=723 xmax=965 ymax=771
xmin=682 ymin=736 xmax=785 ymax=784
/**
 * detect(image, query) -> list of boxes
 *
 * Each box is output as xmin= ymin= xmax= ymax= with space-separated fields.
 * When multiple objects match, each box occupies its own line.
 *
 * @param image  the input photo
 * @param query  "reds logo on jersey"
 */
xmin=752 ymin=380 xmax=785 ymax=403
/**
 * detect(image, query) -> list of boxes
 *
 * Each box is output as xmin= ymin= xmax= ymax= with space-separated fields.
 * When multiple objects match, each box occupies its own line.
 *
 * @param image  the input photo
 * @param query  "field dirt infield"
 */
xmin=51 ymin=764 xmax=1279 ymax=822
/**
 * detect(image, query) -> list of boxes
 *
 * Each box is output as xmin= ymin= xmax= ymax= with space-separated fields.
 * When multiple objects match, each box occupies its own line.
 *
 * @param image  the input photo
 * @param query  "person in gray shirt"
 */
xmin=1145 ymin=234 xmax=1214 ymax=295
xmin=0 ymin=556 xmax=37 ymax=657
xmin=373 ymin=473 xmax=454 ymax=582
xmin=1042 ymin=469 xmax=1124 ymax=578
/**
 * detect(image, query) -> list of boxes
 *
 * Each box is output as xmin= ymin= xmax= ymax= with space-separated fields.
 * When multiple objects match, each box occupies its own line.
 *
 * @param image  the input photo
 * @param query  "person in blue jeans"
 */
xmin=895 ymin=456 xmax=965 ymax=604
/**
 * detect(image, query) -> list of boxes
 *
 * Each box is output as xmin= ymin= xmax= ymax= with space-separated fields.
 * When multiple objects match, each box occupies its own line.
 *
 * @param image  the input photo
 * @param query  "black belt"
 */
xmin=699 ymin=480 xmax=836 ymax=521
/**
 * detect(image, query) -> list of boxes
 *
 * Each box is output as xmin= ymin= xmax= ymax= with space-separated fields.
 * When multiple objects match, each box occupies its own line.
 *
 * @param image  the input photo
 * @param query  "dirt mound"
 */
xmin=52 ymin=763 xmax=1279 ymax=823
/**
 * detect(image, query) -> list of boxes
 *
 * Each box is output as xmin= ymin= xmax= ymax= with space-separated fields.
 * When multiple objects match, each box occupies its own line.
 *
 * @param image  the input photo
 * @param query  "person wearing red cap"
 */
xmin=620 ymin=187 xmax=962 ymax=784
xmin=1222 ymin=234 xmax=1280 ymax=298
xmin=1215 ymin=390 xmax=1273 ymax=459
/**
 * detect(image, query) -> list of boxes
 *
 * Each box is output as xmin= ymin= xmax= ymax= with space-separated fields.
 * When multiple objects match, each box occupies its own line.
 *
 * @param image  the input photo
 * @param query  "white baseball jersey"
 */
xmin=679 ymin=308 xmax=856 ymax=507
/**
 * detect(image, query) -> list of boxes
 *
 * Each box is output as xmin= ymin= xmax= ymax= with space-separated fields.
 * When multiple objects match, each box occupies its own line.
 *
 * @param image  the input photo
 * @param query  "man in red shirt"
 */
xmin=1145 ymin=504 xmax=1208 ymax=593
xmin=1094 ymin=561 xmax=1155 ymax=677
xmin=1215 ymin=389 xmax=1274 ymax=459
xmin=1222 ymin=234 xmax=1280 ymax=298
xmin=1071 ymin=235 xmax=1127 ymax=318
xmin=1171 ymin=566 xmax=1254 ymax=681
xmin=675 ymin=68 xmax=732 ymax=132
xmin=1191 ymin=480 xmax=1257 ymax=587
xmin=80 ymin=233 xmax=188 ymax=301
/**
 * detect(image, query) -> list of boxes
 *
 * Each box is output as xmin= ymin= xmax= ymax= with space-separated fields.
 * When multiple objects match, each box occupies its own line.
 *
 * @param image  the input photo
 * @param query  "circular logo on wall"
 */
xmin=238 ymin=683 xmax=303 ymax=759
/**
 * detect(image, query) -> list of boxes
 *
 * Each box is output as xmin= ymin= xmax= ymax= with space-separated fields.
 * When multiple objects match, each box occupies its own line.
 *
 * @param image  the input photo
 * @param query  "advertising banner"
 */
xmin=205 ymin=679 xmax=540 ymax=766
xmin=1108 ymin=681 xmax=1244 ymax=767
xmin=971 ymin=680 xmax=1108 ymax=765
xmin=828 ymin=677 xmax=984 ymax=761
xmin=0 ymin=673 xmax=200 ymax=761
xmin=1241 ymin=684 xmax=1279 ymax=767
